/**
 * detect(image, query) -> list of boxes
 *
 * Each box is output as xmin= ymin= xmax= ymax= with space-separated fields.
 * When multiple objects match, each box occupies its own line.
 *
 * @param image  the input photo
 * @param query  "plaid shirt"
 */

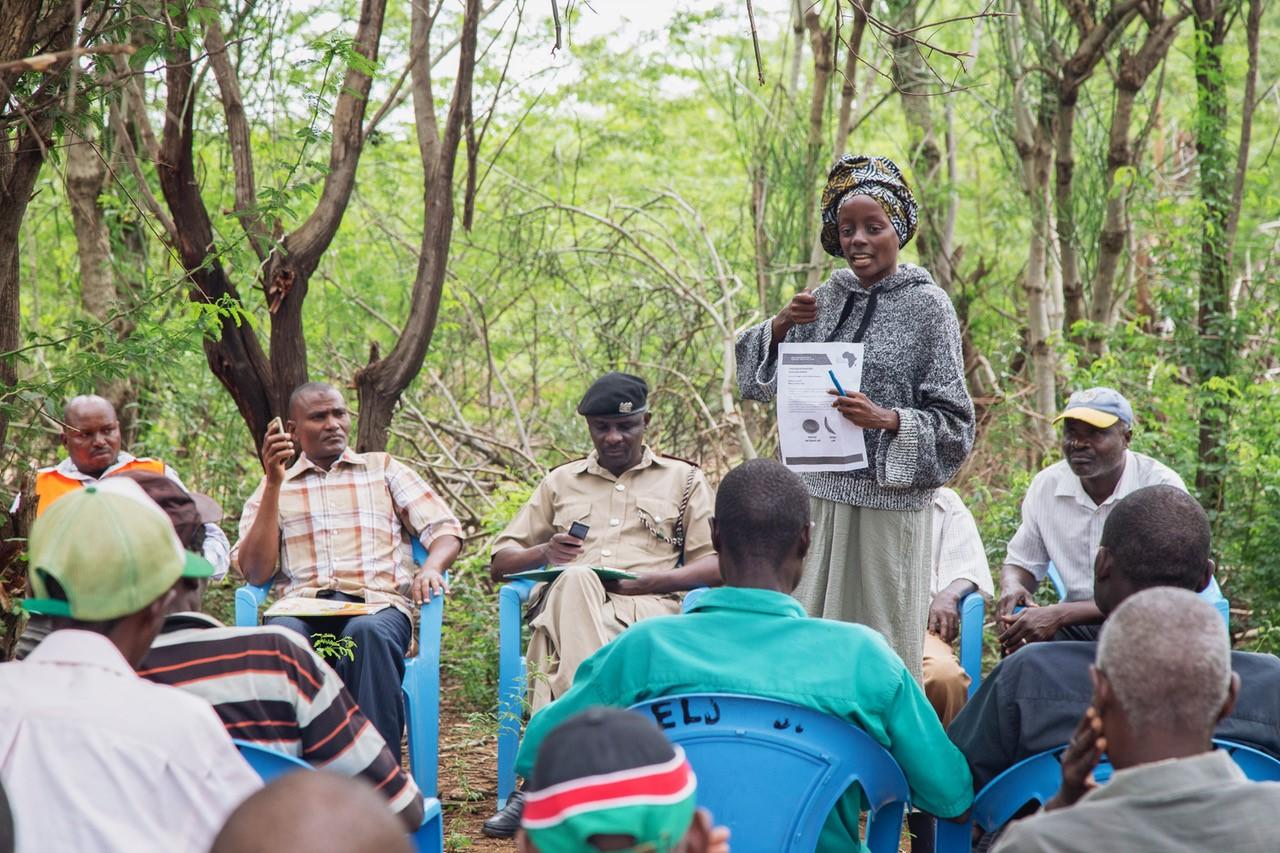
xmin=232 ymin=448 xmax=463 ymax=617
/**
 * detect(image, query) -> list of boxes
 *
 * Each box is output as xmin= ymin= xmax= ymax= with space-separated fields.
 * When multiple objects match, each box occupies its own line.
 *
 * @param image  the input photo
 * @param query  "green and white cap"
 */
xmin=23 ymin=477 xmax=214 ymax=620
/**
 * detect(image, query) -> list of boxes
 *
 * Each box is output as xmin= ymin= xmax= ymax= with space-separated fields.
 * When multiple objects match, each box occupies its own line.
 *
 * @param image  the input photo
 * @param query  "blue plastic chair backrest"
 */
xmin=234 ymin=739 xmax=312 ymax=782
xmin=629 ymin=694 xmax=910 ymax=853
xmin=954 ymin=738 xmax=1280 ymax=845
xmin=1215 ymin=739 xmax=1280 ymax=781
xmin=233 ymin=739 xmax=446 ymax=853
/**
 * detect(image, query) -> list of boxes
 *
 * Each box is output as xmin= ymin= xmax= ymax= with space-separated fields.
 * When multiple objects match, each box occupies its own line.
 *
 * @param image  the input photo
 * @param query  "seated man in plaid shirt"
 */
xmin=234 ymin=382 xmax=464 ymax=751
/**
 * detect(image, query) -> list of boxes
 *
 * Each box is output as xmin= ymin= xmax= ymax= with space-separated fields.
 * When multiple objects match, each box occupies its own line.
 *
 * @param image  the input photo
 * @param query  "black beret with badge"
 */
xmin=577 ymin=372 xmax=649 ymax=417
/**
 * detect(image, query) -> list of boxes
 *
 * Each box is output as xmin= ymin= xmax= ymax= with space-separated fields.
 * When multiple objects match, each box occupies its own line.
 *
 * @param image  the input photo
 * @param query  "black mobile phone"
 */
xmin=568 ymin=521 xmax=590 ymax=540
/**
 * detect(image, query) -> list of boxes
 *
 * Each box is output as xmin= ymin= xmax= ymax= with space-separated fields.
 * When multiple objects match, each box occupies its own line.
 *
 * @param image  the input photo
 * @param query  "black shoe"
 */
xmin=481 ymin=790 xmax=525 ymax=838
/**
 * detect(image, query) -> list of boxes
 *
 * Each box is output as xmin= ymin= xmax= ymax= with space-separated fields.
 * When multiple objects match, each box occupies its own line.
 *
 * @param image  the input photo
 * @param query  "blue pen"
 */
xmin=828 ymin=369 xmax=847 ymax=396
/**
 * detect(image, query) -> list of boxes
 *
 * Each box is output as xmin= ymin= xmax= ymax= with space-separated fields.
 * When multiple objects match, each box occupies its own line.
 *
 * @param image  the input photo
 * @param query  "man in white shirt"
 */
xmin=924 ymin=487 xmax=993 ymax=725
xmin=0 ymin=478 xmax=260 ymax=853
xmin=997 ymin=388 xmax=1185 ymax=653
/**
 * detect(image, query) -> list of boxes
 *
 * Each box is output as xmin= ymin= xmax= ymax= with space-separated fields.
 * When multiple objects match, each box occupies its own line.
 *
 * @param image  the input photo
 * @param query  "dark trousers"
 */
xmin=268 ymin=596 xmax=412 ymax=752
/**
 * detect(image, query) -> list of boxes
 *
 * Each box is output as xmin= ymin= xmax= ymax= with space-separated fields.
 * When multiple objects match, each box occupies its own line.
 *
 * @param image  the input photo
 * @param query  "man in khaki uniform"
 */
xmin=483 ymin=372 xmax=719 ymax=838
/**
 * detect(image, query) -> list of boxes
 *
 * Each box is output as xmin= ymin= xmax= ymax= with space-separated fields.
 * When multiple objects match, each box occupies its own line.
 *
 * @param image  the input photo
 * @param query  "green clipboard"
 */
xmin=507 ymin=566 xmax=638 ymax=583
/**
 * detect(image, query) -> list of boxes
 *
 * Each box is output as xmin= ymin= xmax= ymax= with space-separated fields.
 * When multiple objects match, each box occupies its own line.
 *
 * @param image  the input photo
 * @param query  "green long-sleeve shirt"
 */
xmin=515 ymin=586 xmax=973 ymax=851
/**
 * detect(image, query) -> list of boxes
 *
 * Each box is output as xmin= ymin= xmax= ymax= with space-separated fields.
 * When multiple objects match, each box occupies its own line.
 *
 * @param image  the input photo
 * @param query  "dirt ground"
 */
xmin=436 ymin=677 xmax=516 ymax=852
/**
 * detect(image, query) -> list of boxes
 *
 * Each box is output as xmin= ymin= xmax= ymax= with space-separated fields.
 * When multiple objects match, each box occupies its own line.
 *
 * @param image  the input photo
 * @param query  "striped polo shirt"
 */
xmin=138 ymin=613 xmax=421 ymax=819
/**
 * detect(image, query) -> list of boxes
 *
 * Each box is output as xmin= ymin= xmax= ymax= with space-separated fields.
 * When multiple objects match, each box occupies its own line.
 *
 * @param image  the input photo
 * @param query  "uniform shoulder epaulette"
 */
xmin=658 ymin=453 xmax=700 ymax=468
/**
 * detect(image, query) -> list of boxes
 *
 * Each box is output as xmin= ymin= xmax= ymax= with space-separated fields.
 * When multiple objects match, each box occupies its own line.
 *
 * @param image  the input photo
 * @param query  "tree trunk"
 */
xmin=800 ymin=11 xmax=833 ymax=291
xmin=1005 ymin=10 xmax=1058 ymax=451
xmin=0 ymin=1 xmax=75 ymax=648
xmin=155 ymin=0 xmax=387 ymax=450
xmin=803 ymin=5 xmax=865 ymax=290
xmin=1054 ymin=85 xmax=1087 ymax=339
xmin=1191 ymin=0 xmax=1258 ymax=513
xmin=887 ymin=0 xmax=953 ymax=291
xmin=787 ymin=0 xmax=805 ymax=94
xmin=1023 ymin=147 xmax=1058 ymax=451
xmin=66 ymin=124 xmax=138 ymax=426
xmin=1087 ymin=19 xmax=1184 ymax=356
xmin=355 ymin=0 xmax=482 ymax=451
xmin=750 ymin=164 xmax=771 ymax=307
xmin=0 ymin=0 xmax=76 ymax=451
xmin=156 ymin=28 xmax=276 ymax=446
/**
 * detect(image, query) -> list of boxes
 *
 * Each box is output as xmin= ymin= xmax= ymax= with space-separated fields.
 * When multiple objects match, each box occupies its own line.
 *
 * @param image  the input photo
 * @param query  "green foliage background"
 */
xmin=9 ymin=0 xmax=1280 ymax=676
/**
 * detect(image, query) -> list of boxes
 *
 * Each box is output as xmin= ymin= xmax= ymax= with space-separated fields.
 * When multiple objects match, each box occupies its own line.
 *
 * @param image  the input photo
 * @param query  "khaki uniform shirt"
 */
xmin=493 ymin=447 xmax=714 ymax=573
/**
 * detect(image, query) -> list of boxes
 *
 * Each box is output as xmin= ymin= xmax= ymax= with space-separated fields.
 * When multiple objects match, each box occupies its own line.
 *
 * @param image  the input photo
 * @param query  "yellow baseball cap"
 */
xmin=1053 ymin=387 xmax=1135 ymax=430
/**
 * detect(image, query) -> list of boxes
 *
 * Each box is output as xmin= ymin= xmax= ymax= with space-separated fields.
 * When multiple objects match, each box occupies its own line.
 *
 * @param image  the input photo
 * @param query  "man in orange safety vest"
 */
xmin=15 ymin=395 xmax=229 ymax=658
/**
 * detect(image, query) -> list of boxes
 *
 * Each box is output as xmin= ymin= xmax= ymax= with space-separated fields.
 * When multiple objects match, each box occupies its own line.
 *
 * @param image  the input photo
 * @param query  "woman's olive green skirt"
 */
xmin=792 ymin=496 xmax=932 ymax=683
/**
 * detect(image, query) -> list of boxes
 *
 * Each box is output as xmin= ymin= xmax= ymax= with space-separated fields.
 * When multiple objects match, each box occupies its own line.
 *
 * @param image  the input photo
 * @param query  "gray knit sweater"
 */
xmin=736 ymin=264 xmax=975 ymax=511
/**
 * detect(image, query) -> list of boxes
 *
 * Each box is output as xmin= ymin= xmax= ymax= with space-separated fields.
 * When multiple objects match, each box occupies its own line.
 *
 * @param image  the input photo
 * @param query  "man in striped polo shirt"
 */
xmin=128 ymin=472 xmax=425 ymax=831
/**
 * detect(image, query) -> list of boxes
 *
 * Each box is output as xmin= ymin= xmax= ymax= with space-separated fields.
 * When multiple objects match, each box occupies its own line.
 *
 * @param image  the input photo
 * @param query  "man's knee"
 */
xmin=342 ymin=612 xmax=410 ymax=652
xmin=266 ymin=616 xmax=314 ymax=643
xmin=545 ymin=565 xmax=607 ymax=609
xmin=922 ymin=645 xmax=969 ymax=698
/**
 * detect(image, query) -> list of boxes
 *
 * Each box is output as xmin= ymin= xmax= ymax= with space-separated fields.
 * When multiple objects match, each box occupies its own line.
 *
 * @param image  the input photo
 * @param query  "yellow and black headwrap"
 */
xmin=819 ymin=154 xmax=919 ymax=256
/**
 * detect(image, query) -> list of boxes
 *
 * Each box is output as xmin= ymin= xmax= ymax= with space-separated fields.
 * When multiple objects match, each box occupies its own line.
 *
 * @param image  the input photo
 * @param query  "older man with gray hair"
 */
xmin=994 ymin=588 xmax=1280 ymax=852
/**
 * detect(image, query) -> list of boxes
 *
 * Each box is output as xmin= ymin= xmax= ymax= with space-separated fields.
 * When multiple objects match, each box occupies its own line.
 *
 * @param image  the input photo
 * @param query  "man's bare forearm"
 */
xmin=641 ymin=555 xmax=721 ymax=594
xmin=237 ymin=487 xmax=282 ymax=586
xmin=1000 ymin=564 xmax=1037 ymax=596
xmin=420 ymin=534 xmax=462 ymax=575
xmin=489 ymin=544 xmax=548 ymax=581
xmin=1050 ymin=599 xmax=1104 ymax=627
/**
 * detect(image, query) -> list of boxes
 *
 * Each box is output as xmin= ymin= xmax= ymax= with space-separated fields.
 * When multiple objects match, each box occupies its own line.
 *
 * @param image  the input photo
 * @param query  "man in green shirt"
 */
xmin=515 ymin=458 xmax=973 ymax=851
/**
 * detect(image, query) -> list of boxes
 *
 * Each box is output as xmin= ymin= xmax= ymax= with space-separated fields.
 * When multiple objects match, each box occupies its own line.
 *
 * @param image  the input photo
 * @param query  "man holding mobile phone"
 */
xmin=233 ymin=381 xmax=463 ymax=753
xmin=483 ymin=372 xmax=720 ymax=838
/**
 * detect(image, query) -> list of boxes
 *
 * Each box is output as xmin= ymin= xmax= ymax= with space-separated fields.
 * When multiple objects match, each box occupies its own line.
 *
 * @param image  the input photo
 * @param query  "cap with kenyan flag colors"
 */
xmin=522 ymin=707 xmax=698 ymax=853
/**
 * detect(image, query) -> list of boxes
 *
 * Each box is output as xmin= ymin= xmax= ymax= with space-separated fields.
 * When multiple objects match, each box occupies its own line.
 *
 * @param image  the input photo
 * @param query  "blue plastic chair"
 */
xmin=234 ymin=539 xmax=443 ymax=801
xmin=934 ymin=738 xmax=1280 ymax=852
xmin=498 ymin=582 xmax=989 ymax=802
xmin=1045 ymin=562 xmax=1230 ymax=629
xmin=629 ymin=694 xmax=910 ymax=852
xmin=958 ymin=591 xmax=985 ymax=698
xmin=233 ymin=740 xmax=444 ymax=852
xmin=495 ymin=580 xmax=714 ymax=809
xmin=496 ymin=577 xmax=536 ymax=808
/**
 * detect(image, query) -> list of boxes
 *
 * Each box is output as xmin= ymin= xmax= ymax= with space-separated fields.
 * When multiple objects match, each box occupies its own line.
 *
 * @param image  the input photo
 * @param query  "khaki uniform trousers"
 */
xmin=922 ymin=631 xmax=970 ymax=727
xmin=525 ymin=565 xmax=681 ymax=712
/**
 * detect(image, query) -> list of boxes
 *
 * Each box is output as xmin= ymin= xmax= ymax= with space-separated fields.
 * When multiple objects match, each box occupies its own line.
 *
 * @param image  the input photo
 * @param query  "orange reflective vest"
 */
xmin=34 ymin=458 xmax=166 ymax=517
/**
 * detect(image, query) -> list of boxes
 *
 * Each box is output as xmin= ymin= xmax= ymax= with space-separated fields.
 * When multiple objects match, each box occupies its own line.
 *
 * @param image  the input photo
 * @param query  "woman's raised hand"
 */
xmin=771 ymin=288 xmax=819 ymax=344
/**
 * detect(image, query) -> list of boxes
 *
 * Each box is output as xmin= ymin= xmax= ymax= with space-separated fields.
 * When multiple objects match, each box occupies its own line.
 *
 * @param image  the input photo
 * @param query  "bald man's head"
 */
xmin=211 ymin=772 xmax=411 ymax=853
xmin=61 ymin=395 xmax=121 ymax=477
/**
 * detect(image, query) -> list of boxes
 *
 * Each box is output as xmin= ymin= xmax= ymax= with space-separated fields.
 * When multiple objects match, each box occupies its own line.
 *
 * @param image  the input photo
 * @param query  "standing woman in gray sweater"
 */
xmin=735 ymin=155 xmax=975 ymax=681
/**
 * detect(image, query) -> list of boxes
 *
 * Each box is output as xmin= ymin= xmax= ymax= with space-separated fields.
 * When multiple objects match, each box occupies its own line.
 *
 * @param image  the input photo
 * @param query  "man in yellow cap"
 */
xmin=0 ymin=478 xmax=260 ymax=852
xmin=996 ymin=387 xmax=1185 ymax=652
